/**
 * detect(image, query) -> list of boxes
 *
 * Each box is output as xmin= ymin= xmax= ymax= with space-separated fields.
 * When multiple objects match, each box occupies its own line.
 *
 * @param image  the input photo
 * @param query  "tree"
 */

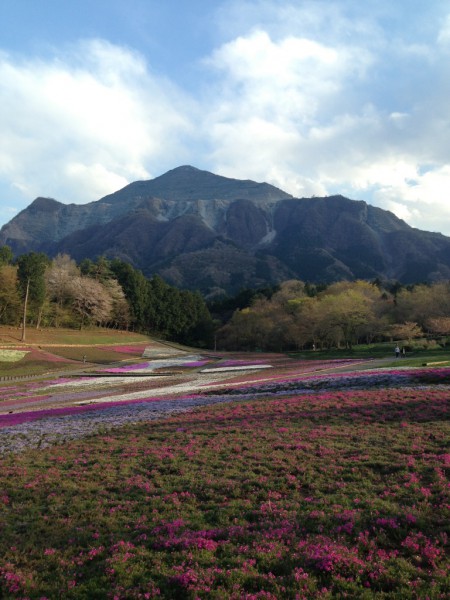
xmin=0 ymin=265 xmax=21 ymax=324
xmin=389 ymin=321 xmax=423 ymax=342
xmin=218 ymin=306 xmax=271 ymax=350
xmin=0 ymin=245 xmax=13 ymax=266
xmin=17 ymin=252 xmax=48 ymax=340
xmin=110 ymin=259 xmax=150 ymax=330
xmin=394 ymin=284 xmax=450 ymax=328
xmin=104 ymin=279 xmax=131 ymax=329
xmin=79 ymin=258 xmax=96 ymax=277
xmin=46 ymin=254 xmax=80 ymax=326
xmin=91 ymin=255 xmax=114 ymax=282
xmin=147 ymin=275 xmax=172 ymax=334
xmin=426 ymin=316 xmax=450 ymax=336
xmin=316 ymin=287 xmax=376 ymax=348
xmin=68 ymin=276 xmax=113 ymax=328
xmin=290 ymin=296 xmax=322 ymax=349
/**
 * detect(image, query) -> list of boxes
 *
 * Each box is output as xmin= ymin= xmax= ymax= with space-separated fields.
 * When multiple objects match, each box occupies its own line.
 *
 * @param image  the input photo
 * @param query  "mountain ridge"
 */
xmin=1 ymin=165 xmax=450 ymax=296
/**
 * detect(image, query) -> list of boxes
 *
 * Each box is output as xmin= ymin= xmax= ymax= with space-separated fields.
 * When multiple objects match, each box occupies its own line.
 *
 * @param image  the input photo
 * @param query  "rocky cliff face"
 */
xmin=2 ymin=165 xmax=450 ymax=296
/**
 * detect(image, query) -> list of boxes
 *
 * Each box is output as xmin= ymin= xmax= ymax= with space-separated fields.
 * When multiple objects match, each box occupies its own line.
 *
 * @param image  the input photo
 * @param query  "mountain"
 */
xmin=2 ymin=165 xmax=450 ymax=297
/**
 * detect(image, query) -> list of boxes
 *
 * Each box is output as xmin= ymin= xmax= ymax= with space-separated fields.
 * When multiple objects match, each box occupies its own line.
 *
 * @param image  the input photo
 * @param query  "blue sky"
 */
xmin=1 ymin=0 xmax=450 ymax=234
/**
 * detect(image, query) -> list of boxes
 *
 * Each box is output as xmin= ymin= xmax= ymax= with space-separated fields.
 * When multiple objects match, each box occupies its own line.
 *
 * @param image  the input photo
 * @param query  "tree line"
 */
xmin=215 ymin=279 xmax=450 ymax=351
xmin=0 ymin=247 xmax=213 ymax=346
xmin=3 ymin=244 xmax=450 ymax=352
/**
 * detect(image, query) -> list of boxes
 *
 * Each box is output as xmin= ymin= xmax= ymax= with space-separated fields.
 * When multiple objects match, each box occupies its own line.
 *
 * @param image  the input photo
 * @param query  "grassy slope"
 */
xmin=0 ymin=326 xmax=154 ymax=378
xmin=2 ymin=330 xmax=450 ymax=378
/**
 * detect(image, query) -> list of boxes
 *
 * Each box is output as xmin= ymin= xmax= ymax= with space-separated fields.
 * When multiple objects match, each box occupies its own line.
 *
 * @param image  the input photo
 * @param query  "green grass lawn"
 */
xmin=291 ymin=341 xmax=450 ymax=366
xmin=0 ymin=326 xmax=152 ymax=347
xmin=0 ymin=327 xmax=153 ymax=378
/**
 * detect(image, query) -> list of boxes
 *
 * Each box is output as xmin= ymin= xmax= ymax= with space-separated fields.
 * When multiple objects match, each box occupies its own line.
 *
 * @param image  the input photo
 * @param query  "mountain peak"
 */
xmin=143 ymin=165 xmax=293 ymax=202
xmin=29 ymin=197 xmax=63 ymax=212
xmin=99 ymin=165 xmax=293 ymax=204
xmin=166 ymin=165 xmax=201 ymax=174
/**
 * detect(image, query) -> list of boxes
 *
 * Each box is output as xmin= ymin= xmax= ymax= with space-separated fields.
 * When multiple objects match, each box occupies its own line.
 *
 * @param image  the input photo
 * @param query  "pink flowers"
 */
xmin=0 ymin=357 xmax=448 ymax=597
xmin=375 ymin=517 xmax=399 ymax=530
xmin=402 ymin=533 xmax=443 ymax=566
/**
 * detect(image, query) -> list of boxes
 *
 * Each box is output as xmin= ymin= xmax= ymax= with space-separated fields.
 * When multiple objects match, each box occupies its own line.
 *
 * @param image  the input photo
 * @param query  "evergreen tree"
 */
xmin=0 ymin=265 xmax=21 ymax=324
xmin=0 ymin=245 xmax=13 ymax=266
xmin=17 ymin=252 xmax=49 ymax=340
xmin=110 ymin=259 xmax=150 ymax=330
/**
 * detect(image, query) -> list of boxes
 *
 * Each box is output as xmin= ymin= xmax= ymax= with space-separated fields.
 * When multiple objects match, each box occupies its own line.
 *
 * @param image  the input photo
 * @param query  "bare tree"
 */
xmin=68 ymin=276 xmax=113 ymax=328
xmin=46 ymin=254 xmax=80 ymax=326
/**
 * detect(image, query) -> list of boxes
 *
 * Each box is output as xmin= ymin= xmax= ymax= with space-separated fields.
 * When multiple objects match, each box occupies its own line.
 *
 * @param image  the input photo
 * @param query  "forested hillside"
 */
xmin=0 ymin=246 xmax=213 ymax=347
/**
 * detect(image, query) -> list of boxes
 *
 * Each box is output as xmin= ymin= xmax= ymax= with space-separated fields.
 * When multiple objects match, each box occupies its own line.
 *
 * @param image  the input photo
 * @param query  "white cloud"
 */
xmin=201 ymin=3 xmax=450 ymax=234
xmin=0 ymin=40 xmax=193 ymax=204
xmin=371 ymin=164 xmax=450 ymax=232
xmin=202 ymin=26 xmax=374 ymax=195
xmin=1 ymin=1 xmax=450 ymax=239
xmin=206 ymin=28 xmax=372 ymax=120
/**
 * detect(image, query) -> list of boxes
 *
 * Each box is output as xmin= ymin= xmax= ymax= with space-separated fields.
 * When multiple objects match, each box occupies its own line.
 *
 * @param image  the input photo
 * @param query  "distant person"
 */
xmin=402 ymin=347 xmax=406 ymax=358
xmin=395 ymin=345 xmax=400 ymax=358
xmin=83 ymin=355 xmax=87 ymax=363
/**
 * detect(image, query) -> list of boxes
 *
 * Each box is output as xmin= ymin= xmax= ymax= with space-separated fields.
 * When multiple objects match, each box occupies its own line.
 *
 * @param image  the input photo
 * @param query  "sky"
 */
xmin=1 ymin=0 xmax=450 ymax=234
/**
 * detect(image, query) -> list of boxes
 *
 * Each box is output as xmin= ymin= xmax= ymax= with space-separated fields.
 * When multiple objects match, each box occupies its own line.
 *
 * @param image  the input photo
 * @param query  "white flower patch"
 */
xmin=40 ymin=375 xmax=159 ymax=391
xmin=0 ymin=349 xmax=29 ymax=362
xmin=142 ymin=347 xmax=189 ymax=358
xmin=140 ymin=355 xmax=206 ymax=371
xmin=101 ymin=354 xmax=208 ymax=374
xmin=73 ymin=372 xmax=242 ymax=405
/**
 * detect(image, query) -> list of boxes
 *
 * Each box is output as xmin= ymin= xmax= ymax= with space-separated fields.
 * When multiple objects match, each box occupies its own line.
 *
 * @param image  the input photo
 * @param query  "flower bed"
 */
xmin=204 ymin=366 xmax=450 ymax=395
xmin=99 ymin=355 xmax=209 ymax=374
xmin=0 ymin=385 xmax=448 ymax=598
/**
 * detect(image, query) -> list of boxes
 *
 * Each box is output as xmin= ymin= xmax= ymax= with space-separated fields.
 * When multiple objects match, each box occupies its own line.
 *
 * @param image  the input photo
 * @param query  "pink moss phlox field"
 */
xmin=202 ymin=358 xmax=370 ymax=387
xmin=0 ymin=381 xmax=448 ymax=598
xmin=0 ymin=394 xmax=51 ymax=409
xmin=204 ymin=366 xmax=450 ymax=395
xmin=0 ymin=377 xmax=78 ymax=405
